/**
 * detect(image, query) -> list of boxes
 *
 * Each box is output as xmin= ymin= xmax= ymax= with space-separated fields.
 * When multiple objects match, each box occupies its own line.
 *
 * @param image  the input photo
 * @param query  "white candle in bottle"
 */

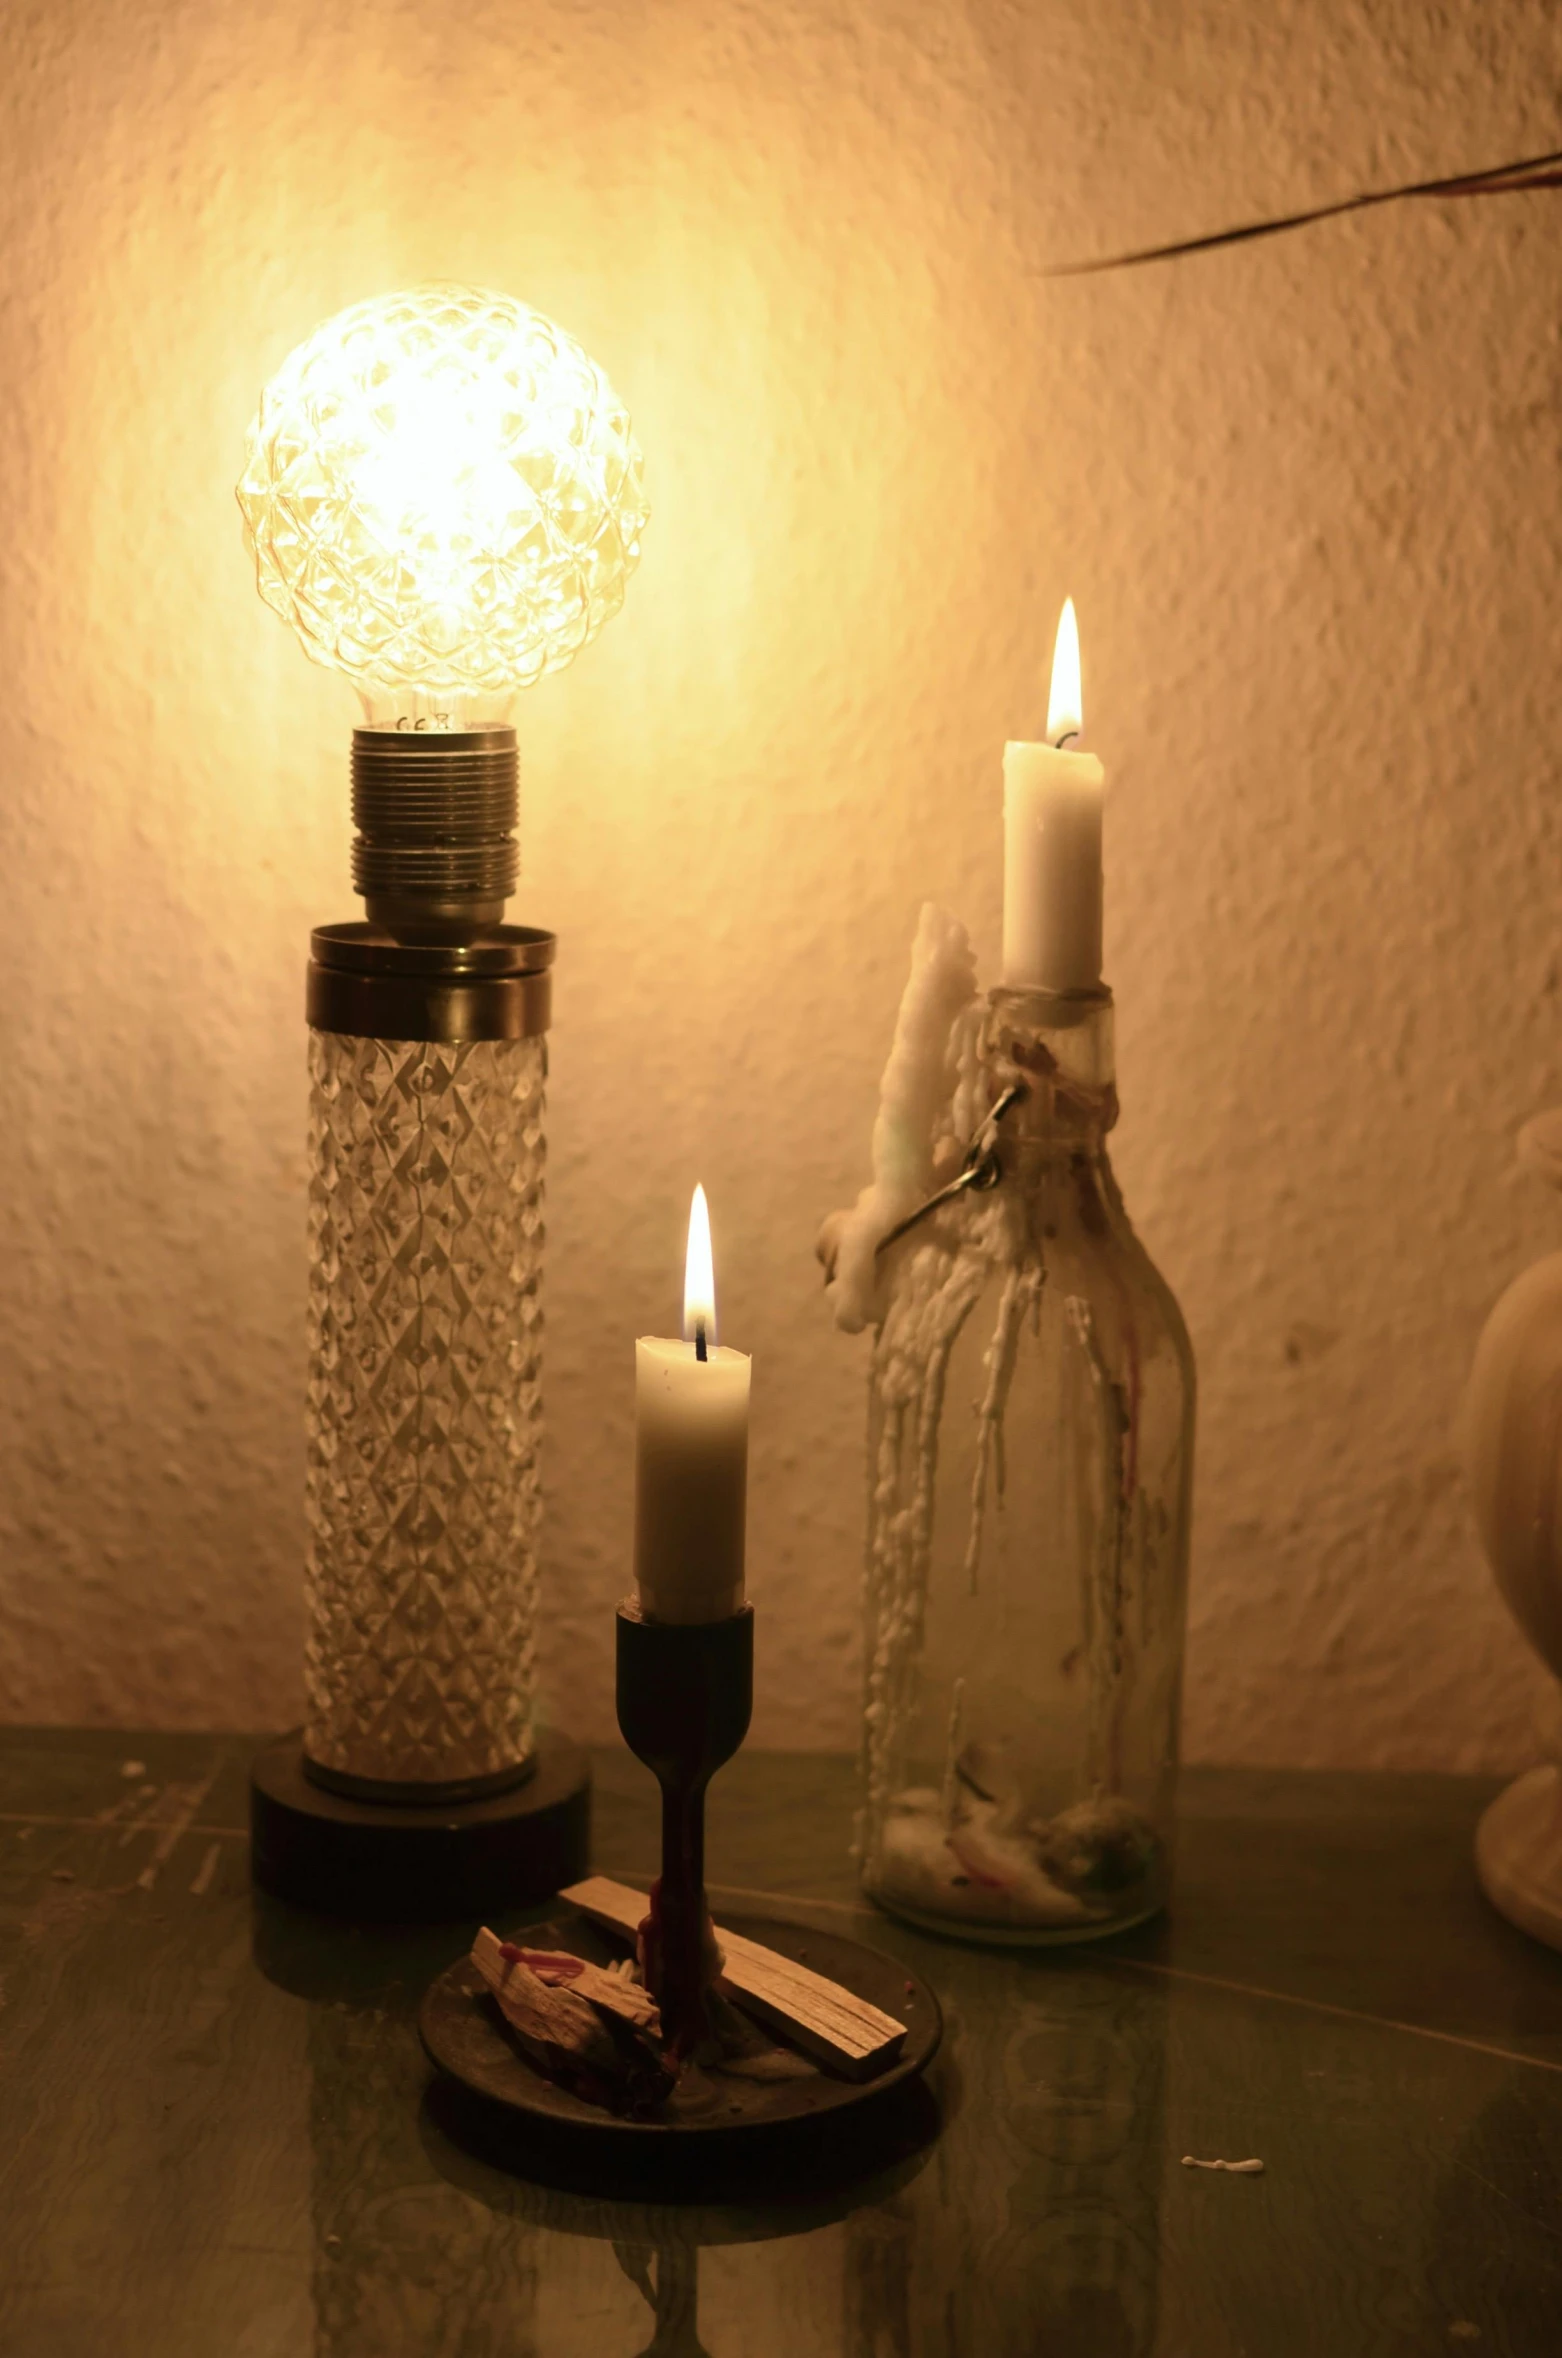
xmin=1002 ymin=597 xmax=1107 ymax=991
xmin=633 ymin=1185 xmax=751 ymax=1624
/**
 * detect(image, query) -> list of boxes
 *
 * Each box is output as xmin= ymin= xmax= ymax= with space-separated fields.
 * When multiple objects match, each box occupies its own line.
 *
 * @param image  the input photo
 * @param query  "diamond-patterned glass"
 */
xmin=237 ymin=284 xmax=648 ymax=700
xmin=304 ymin=1028 xmax=546 ymax=1787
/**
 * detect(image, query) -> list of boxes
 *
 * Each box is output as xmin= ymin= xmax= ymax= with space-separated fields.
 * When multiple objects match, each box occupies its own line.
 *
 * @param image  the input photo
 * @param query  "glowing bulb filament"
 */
xmin=236 ymin=283 xmax=648 ymax=706
xmin=683 ymin=1184 xmax=717 ymax=1354
xmin=1047 ymin=596 xmax=1083 ymax=746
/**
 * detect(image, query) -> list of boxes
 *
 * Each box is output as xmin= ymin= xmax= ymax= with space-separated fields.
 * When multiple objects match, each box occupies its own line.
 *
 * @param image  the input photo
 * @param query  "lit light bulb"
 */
xmin=236 ymin=282 xmax=649 ymax=725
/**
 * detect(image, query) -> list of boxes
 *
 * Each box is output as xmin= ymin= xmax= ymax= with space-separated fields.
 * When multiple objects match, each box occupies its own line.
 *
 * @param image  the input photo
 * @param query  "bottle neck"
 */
xmin=981 ymin=985 xmax=1118 ymax=1155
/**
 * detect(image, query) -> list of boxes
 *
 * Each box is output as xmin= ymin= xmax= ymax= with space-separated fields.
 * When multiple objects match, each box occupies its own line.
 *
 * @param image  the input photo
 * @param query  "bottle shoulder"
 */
xmin=1096 ymin=1165 xmax=1197 ymax=1382
xmin=940 ymin=1142 xmax=1196 ymax=1387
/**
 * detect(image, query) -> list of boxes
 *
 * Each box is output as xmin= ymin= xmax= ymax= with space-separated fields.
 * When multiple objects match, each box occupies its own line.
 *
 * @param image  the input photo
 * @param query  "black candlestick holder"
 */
xmin=418 ymin=1589 xmax=944 ymax=2149
xmin=421 ymin=1593 xmax=943 ymax=2143
xmin=615 ymin=1599 xmax=754 ymax=2053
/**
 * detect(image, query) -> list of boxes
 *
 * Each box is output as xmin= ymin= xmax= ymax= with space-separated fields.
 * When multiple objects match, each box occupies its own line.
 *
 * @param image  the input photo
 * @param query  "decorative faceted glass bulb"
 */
xmin=236 ymin=282 xmax=649 ymax=723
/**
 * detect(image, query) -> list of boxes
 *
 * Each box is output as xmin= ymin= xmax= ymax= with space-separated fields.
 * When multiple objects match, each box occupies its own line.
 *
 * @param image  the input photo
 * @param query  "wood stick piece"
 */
xmin=471 ymin=1926 xmax=621 ymax=2077
xmin=471 ymin=1926 xmax=674 ymax=2114
xmin=561 ymin=1876 xmax=907 ymax=2081
xmin=493 ymin=1937 xmax=661 ymax=2034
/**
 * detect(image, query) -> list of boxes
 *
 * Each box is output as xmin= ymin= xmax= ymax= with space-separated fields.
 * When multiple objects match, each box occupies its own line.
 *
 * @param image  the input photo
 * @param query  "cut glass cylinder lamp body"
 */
xmin=237 ymin=285 xmax=647 ymax=1805
xmin=302 ymin=883 xmax=552 ymax=1796
xmin=860 ymin=988 xmax=1195 ymax=1943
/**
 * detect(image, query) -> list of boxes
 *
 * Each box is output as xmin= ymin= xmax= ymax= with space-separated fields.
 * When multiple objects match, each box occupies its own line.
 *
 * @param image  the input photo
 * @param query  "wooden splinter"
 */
xmin=563 ymin=1875 xmax=908 ymax=2083
xmin=470 ymin=1924 xmax=674 ymax=2113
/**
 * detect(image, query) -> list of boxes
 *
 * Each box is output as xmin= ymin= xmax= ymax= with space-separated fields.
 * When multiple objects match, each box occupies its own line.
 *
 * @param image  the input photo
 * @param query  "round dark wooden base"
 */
xmin=419 ymin=1906 xmax=942 ymax=2143
xmin=250 ymin=1730 xmax=591 ymax=1922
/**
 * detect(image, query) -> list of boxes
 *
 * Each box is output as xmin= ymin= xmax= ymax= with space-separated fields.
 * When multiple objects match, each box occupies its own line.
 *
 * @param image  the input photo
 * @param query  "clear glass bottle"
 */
xmin=860 ymin=984 xmax=1195 ymax=1943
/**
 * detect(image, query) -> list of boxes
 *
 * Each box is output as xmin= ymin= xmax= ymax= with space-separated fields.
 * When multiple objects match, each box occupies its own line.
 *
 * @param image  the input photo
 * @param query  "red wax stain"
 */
xmin=638 ymin=1880 xmax=664 ymax=1995
xmin=498 ymin=1943 xmax=586 ymax=1983
xmin=945 ymin=1840 xmax=1009 ymax=1891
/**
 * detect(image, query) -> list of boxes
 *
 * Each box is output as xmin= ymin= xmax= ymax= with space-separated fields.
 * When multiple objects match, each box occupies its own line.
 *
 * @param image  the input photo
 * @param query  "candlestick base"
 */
xmin=249 ymin=1730 xmax=591 ymax=1922
xmin=615 ymin=1601 xmax=754 ymax=2052
xmin=420 ymin=1900 xmax=942 ymax=2168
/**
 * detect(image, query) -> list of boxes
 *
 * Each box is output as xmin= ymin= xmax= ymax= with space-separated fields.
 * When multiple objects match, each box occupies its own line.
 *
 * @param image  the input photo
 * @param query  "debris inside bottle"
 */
xmin=873 ymin=1766 xmax=1162 ymax=1931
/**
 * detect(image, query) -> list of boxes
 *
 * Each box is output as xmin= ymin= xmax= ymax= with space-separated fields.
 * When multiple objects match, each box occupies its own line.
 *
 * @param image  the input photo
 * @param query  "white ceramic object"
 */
xmin=1464 ymin=1109 xmax=1562 ymax=1951
xmin=1474 ymin=1766 xmax=1562 ymax=1950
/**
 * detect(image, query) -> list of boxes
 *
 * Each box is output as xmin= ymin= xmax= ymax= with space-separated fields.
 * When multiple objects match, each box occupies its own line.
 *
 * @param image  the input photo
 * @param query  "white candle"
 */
xmin=1002 ymin=597 xmax=1107 ymax=991
xmin=633 ymin=1184 xmax=751 ymax=1624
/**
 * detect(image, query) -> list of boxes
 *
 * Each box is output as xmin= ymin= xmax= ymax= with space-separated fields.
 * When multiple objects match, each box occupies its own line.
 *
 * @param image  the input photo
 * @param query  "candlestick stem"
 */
xmin=657 ymin=1781 xmax=708 ymax=2052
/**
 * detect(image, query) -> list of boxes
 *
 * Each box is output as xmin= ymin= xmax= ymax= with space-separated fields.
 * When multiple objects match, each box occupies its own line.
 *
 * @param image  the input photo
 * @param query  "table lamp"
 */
xmin=241 ymin=284 xmax=648 ymax=1917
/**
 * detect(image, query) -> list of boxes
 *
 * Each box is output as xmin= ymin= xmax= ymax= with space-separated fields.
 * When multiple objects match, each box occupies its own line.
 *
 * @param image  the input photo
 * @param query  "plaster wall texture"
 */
xmin=1 ymin=0 xmax=1559 ymax=1770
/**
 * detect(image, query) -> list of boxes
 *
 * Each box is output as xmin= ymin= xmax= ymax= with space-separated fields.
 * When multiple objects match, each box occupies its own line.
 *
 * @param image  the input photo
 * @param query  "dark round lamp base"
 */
xmin=250 ymin=1731 xmax=591 ymax=1922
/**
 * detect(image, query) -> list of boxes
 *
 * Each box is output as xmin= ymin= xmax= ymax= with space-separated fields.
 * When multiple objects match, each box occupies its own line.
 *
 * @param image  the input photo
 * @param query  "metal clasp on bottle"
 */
xmin=875 ymin=1084 xmax=1028 ymax=1257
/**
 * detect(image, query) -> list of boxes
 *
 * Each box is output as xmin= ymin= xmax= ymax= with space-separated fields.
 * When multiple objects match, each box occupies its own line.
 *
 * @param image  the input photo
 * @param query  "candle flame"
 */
xmin=683 ymin=1183 xmax=717 ymax=1347
xmin=1046 ymin=596 xmax=1083 ymax=744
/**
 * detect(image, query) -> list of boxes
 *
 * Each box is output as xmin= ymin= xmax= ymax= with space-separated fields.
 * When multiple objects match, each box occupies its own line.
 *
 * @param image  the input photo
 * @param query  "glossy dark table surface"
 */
xmin=1 ymin=1730 xmax=1559 ymax=2356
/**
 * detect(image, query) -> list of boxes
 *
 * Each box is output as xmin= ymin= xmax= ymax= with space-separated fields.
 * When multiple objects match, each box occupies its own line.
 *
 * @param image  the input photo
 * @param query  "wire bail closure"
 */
xmin=874 ymin=1083 xmax=1028 ymax=1259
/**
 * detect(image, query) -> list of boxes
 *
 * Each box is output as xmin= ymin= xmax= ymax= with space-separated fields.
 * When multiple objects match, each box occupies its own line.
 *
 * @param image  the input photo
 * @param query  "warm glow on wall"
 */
xmin=235 ymin=283 xmax=649 ymax=720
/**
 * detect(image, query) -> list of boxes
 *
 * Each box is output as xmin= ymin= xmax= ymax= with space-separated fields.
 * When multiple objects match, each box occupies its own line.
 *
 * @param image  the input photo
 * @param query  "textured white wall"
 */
xmin=1 ymin=0 xmax=1559 ymax=1768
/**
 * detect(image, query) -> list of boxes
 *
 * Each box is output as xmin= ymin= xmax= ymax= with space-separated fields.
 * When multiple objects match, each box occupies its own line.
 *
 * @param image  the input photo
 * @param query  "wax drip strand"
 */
xmin=1067 ymin=1296 xmax=1132 ymax=1798
xmin=1044 ymin=142 xmax=1562 ymax=278
xmin=964 ymin=1260 xmax=1041 ymax=1596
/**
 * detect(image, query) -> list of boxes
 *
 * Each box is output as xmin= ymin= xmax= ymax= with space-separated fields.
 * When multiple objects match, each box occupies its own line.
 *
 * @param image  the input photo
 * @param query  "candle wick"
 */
xmin=1052 ymin=729 xmax=1080 ymax=750
xmin=695 ymin=1321 xmax=708 ymax=1363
